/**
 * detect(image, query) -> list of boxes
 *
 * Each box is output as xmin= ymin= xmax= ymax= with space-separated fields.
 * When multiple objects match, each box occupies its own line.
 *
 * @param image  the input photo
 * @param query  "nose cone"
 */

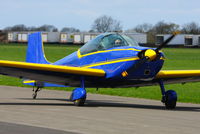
xmin=123 ymin=48 xmax=164 ymax=79
xmin=144 ymin=49 xmax=157 ymax=61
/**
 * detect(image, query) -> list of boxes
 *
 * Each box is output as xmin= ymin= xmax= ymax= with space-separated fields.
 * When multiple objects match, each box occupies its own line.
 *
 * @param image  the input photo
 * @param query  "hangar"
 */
xmin=156 ymin=34 xmax=200 ymax=47
xmin=6 ymin=32 xmax=147 ymax=45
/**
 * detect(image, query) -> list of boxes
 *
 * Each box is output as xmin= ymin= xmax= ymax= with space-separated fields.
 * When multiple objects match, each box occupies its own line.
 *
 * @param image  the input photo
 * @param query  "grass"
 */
xmin=0 ymin=43 xmax=200 ymax=103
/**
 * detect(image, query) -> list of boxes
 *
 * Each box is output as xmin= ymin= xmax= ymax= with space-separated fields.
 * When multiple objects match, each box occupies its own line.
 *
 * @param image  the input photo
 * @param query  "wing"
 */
xmin=155 ymin=70 xmax=200 ymax=84
xmin=0 ymin=60 xmax=105 ymax=87
xmin=112 ymin=70 xmax=200 ymax=88
xmin=100 ymin=70 xmax=200 ymax=88
xmin=1 ymin=60 xmax=200 ymax=88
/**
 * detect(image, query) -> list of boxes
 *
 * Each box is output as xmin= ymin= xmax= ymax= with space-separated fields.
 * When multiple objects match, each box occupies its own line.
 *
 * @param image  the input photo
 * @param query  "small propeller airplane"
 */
xmin=0 ymin=32 xmax=200 ymax=109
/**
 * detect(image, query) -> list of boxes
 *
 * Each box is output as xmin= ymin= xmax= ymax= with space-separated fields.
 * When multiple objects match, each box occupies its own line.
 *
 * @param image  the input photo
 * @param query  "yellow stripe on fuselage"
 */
xmin=42 ymin=41 xmax=52 ymax=64
xmin=82 ymin=56 xmax=165 ymax=68
xmin=77 ymin=48 xmax=141 ymax=58
xmin=82 ymin=57 xmax=140 ymax=68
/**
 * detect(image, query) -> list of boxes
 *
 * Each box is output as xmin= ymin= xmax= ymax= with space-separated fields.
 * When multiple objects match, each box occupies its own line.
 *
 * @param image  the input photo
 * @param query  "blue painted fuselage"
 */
xmin=53 ymin=46 xmax=164 ymax=81
xmin=24 ymin=32 xmax=164 ymax=88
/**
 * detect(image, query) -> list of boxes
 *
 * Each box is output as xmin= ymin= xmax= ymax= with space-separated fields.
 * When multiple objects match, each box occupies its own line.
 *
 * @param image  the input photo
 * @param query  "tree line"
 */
xmin=2 ymin=15 xmax=122 ymax=33
xmin=127 ymin=21 xmax=200 ymax=34
xmin=128 ymin=21 xmax=200 ymax=43
xmin=2 ymin=15 xmax=200 ymax=43
xmin=3 ymin=15 xmax=200 ymax=34
xmin=3 ymin=24 xmax=80 ymax=33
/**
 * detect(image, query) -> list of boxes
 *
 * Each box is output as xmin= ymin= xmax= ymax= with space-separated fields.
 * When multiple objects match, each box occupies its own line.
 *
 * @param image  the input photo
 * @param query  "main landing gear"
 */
xmin=70 ymin=88 xmax=87 ymax=106
xmin=70 ymin=77 xmax=87 ymax=106
xmin=159 ymin=80 xmax=177 ymax=109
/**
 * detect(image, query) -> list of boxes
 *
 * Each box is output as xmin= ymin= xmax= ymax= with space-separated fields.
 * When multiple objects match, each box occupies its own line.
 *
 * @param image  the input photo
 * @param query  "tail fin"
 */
xmin=26 ymin=32 xmax=50 ymax=64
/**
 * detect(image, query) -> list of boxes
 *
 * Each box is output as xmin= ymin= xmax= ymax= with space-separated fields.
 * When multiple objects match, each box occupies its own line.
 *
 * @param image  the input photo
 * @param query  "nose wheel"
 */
xmin=164 ymin=90 xmax=177 ymax=109
xmin=159 ymin=80 xmax=177 ymax=109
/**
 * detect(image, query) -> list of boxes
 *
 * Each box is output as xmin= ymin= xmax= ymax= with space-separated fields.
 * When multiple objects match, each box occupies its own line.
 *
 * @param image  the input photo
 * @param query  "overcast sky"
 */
xmin=0 ymin=0 xmax=200 ymax=31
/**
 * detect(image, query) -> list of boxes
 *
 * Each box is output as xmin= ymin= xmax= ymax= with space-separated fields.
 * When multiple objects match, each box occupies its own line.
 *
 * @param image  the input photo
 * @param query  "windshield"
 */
xmin=80 ymin=33 xmax=139 ymax=55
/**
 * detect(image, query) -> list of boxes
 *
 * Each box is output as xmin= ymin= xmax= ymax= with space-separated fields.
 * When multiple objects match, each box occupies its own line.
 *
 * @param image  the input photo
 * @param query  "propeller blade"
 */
xmin=155 ymin=31 xmax=180 ymax=52
xmin=125 ymin=31 xmax=180 ymax=76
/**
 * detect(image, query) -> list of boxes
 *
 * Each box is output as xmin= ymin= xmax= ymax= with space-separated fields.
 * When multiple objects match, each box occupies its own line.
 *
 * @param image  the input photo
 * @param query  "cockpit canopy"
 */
xmin=80 ymin=33 xmax=139 ymax=55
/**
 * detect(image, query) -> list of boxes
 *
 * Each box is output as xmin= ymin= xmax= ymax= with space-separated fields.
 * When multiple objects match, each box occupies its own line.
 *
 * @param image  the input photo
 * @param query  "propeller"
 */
xmin=124 ymin=31 xmax=180 ymax=76
xmin=155 ymin=31 xmax=180 ymax=52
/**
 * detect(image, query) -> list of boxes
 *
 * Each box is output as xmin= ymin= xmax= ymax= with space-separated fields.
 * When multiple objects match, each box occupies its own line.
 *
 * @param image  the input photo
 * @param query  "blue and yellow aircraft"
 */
xmin=0 ymin=32 xmax=200 ymax=109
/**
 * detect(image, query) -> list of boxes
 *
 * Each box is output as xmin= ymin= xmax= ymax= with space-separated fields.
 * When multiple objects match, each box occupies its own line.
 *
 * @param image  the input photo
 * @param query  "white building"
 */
xmin=156 ymin=34 xmax=200 ymax=46
xmin=125 ymin=33 xmax=147 ymax=45
xmin=7 ymin=32 xmax=147 ymax=45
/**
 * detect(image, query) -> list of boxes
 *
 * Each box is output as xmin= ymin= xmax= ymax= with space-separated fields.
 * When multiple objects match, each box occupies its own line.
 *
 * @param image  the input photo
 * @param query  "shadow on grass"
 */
xmin=0 ymin=97 xmax=199 ymax=112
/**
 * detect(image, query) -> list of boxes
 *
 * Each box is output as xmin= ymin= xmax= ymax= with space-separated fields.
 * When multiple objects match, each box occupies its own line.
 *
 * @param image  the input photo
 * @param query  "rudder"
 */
xmin=26 ymin=32 xmax=50 ymax=64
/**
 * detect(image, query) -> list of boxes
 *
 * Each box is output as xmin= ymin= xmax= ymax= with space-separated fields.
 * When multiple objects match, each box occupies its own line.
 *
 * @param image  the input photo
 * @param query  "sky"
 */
xmin=0 ymin=0 xmax=200 ymax=31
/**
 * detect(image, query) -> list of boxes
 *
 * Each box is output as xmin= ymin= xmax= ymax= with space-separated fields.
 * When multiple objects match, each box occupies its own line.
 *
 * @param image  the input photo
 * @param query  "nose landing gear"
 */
xmin=164 ymin=90 xmax=177 ymax=109
xmin=159 ymin=80 xmax=177 ymax=109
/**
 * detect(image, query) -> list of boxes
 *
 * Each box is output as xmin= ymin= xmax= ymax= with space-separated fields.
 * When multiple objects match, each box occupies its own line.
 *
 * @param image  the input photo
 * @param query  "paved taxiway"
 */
xmin=0 ymin=86 xmax=200 ymax=134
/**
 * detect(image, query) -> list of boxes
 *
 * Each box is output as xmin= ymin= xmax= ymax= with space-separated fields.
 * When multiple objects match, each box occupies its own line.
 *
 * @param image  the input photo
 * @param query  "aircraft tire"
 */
xmin=74 ymin=98 xmax=86 ymax=106
xmin=165 ymin=90 xmax=177 ymax=109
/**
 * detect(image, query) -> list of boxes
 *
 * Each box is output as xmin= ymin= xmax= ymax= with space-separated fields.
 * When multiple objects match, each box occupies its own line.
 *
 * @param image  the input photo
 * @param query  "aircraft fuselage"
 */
xmin=53 ymin=46 xmax=164 ymax=81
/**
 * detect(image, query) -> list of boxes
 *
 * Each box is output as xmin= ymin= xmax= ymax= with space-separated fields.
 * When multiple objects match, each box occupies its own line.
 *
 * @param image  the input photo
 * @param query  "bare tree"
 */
xmin=91 ymin=15 xmax=122 ymax=32
xmin=126 ymin=23 xmax=153 ymax=33
xmin=152 ymin=21 xmax=180 ymax=34
xmin=181 ymin=22 xmax=200 ymax=34
xmin=135 ymin=23 xmax=153 ymax=33
xmin=4 ymin=24 xmax=28 ymax=31
xmin=61 ymin=27 xmax=80 ymax=33
xmin=36 ymin=25 xmax=58 ymax=32
xmin=126 ymin=21 xmax=179 ymax=44
xmin=27 ymin=26 xmax=37 ymax=31
xmin=3 ymin=24 xmax=59 ymax=32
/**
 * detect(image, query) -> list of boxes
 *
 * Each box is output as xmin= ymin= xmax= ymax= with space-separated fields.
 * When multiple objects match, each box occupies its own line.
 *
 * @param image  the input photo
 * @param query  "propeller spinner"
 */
xmin=126 ymin=31 xmax=180 ymax=75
